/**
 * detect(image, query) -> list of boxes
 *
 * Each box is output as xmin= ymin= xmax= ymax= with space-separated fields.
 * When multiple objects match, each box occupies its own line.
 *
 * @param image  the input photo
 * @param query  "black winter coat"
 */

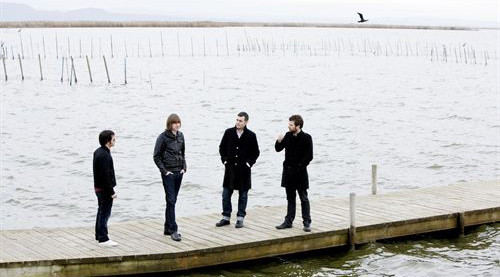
xmin=153 ymin=130 xmax=187 ymax=173
xmin=93 ymin=146 xmax=116 ymax=196
xmin=219 ymin=126 xmax=260 ymax=190
xmin=275 ymin=131 xmax=313 ymax=189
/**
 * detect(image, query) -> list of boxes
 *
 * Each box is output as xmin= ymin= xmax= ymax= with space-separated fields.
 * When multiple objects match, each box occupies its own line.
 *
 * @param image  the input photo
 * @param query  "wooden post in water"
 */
xmin=203 ymin=36 xmax=206 ymax=57
xmin=42 ymin=36 xmax=46 ymax=59
xmin=103 ymin=55 xmax=111 ymax=84
xmin=124 ymin=40 xmax=128 ymax=58
xmin=160 ymin=32 xmax=165 ymax=57
xmin=149 ymin=40 xmax=152 ymax=58
xmin=60 ymin=57 xmax=65 ymax=82
xmin=55 ymin=33 xmax=59 ymax=59
xmin=225 ymin=32 xmax=229 ymax=56
xmin=79 ymin=39 xmax=82 ymax=58
xmin=124 ymin=57 xmax=127 ymax=84
xmin=348 ymin=192 xmax=356 ymax=250
xmin=190 ymin=37 xmax=194 ymax=57
xmin=457 ymin=212 xmax=465 ymax=238
xmin=86 ymin=55 xmax=92 ymax=83
xmin=371 ymin=164 xmax=377 ymax=195
xmin=71 ymin=56 xmax=77 ymax=84
xmin=38 ymin=54 xmax=43 ymax=81
xmin=110 ymin=35 xmax=114 ymax=58
xmin=2 ymin=56 xmax=7 ymax=81
xmin=177 ymin=32 xmax=180 ymax=57
xmin=17 ymin=54 xmax=24 ymax=81
xmin=19 ymin=33 xmax=24 ymax=59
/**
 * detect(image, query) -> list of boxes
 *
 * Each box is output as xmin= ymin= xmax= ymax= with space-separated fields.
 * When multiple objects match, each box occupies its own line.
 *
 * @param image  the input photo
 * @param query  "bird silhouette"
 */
xmin=357 ymin=12 xmax=368 ymax=23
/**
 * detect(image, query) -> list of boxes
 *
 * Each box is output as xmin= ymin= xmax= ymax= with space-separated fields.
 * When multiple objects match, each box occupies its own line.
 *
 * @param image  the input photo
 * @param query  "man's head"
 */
xmin=99 ymin=130 xmax=115 ymax=149
xmin=235 ymin=112 xmax=249 ymax=130
xmin=166 ymin=113 xmax=182 ymax=132
xmin=288 ymin=114 xmax=303 ymax=133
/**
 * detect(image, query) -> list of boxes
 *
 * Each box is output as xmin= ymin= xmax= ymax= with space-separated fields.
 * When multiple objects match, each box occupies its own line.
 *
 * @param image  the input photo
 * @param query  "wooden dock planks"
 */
xmin=0 ymin=180 xmax=498 ymax=277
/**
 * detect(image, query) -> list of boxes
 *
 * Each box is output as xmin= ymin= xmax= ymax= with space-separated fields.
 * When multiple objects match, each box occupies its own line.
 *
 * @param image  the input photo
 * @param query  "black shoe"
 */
xmin=171 ymin=232 xmax=181 ymax=242
xmin=276 ymin=222 xmax=293 ymax=229
xmin=235 ymin=220 xmax=244 ymax=228
xmin=303 ymin=224 xmax=311 ymax=232
xmin=164 ymin=230 xmax=181 ymax=237
xmin=216 ymin=219 xmax=230 ymax=227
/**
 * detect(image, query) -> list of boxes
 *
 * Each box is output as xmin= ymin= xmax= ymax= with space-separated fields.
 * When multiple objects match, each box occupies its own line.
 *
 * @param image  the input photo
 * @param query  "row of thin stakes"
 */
xmin=3 ymin=32 xmax=493 ymax=62
xmin=1 ymin=53 xmax=119 ymax=85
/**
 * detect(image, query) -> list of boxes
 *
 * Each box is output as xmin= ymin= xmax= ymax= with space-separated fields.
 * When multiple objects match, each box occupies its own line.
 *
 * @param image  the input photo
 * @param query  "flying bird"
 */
xmin=357 ymin=12 xmax=368 ymax=23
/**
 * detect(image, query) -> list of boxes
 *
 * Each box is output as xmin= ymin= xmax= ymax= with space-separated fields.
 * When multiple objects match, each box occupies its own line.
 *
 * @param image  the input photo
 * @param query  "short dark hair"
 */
xmin=166 ymin=113 xmax=182 ymax=130
xmin=237 ymin=112 xmax=249 ymax=121
xmin=99 ymin=130 xmax=115 ymax=146
xmin=289 ymin=115 xmax=304 ymax=128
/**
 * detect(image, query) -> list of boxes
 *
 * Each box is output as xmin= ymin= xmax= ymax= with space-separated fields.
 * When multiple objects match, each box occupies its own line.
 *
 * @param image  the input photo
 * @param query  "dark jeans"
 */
xmin=222 ymin=187 xmax=248 ymax=219
xmin=285 ymin=187 xmax=311 ymax=226
xmin=95 ymin=191 xmax=113 ymax=242
xmin=162 ymin=171 xmax=183 ymax=233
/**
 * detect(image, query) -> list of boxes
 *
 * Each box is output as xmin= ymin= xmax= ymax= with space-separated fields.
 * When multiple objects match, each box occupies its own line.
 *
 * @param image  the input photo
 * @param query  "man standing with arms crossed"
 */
xmin=216 ymin=112 xmax=260 ymax=229
xmin=93 ymin=130 xmax=118 ymax=246
xmin=275 ymin=115 xmax=313 ymax=232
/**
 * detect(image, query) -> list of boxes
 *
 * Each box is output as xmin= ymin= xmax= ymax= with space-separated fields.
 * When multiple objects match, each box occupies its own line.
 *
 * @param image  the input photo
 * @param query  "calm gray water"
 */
xmin=1 ymin=27 xmax=499 ymax=276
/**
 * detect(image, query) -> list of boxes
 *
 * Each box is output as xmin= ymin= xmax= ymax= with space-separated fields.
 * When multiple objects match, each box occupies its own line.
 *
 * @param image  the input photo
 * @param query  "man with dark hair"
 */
xmin=216 ymin=112 xmax=260 ymax=228
xmin=93 ymin=130 xmax=118 ymax=246
xmin=275 ymin=115 xmax=314 ymax=232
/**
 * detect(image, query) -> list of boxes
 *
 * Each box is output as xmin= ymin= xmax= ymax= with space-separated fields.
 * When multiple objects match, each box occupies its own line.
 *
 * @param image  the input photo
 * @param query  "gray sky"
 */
xmin=3 ymin=0 xmax=499 ymax=23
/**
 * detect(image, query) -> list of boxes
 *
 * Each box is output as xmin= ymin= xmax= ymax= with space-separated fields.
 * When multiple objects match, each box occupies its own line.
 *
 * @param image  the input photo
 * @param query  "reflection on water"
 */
xmin=165 ymin=224 xmax=499 ymax=277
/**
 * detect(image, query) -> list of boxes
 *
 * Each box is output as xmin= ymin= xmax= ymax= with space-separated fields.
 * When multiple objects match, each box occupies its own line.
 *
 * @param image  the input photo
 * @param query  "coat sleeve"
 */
xmin=105 ymin=155 xmax=116 ymax=195
xmin=247 ymin=133 xmax=260 ymax=167
xmin=275 ymin=133 xmax=288 ymax=152
xmin=182 ymin=134 xmax=187 ymax=171
xmin=300 ymin=134 xmax=313 ymax=167
xmin=153 ymin=134 xmax=166 ymax=173
xmin=219 ymin=130 xmax=228 ymax=164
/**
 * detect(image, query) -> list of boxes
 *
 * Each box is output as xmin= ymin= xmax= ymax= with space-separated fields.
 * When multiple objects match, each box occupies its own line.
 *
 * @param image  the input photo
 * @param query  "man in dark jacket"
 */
xmin=153 ymin=113 xmax=186 ymax=242
xmin=275 ymin=115 xmax=313 ymax=232
xmin=216 ymin=112 xmax=260 ymax=228
xmin=93 ymin=130 xmax=118 ymax=246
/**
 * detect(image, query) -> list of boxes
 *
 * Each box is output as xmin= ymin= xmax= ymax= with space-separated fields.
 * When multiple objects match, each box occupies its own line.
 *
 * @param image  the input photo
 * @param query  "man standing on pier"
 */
xmin=93 ymin=130 xmax=118 ymax=246
xmin=275 ymin=115 xmax=313 ymax=232
xmin=216 ymin=112 xmax=260 ymax=228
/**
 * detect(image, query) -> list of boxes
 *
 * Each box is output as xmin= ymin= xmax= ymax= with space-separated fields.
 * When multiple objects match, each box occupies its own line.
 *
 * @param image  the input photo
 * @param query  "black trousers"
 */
xmin=95 ymin=191 xmax=113 ymax=242
xmin=284 ymin=186 xmax=311 ymax=225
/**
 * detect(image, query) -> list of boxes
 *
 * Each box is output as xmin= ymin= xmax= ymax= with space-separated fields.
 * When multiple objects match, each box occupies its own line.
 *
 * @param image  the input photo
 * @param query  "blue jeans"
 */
xmin=162 ymin=171 xmax=183 ymax=233
xmin=222 ymin=187 xmax=248 ymax=219
xmin=95 ymin=191 xmax=113 ymax=242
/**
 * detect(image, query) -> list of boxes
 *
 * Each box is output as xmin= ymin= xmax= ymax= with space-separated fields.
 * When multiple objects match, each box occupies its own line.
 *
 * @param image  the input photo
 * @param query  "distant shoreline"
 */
xmin=0 ymin=21 xmax=486 ymax=30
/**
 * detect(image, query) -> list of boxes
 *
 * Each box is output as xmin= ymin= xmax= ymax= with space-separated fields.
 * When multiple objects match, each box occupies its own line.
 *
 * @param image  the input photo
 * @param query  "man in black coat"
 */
xmin=216 ymin=112 xmax=260 ymax=228
xmin=93 ymin=130 xmax=118 ymax=246
xmin=275 ymin=115 xmax=313 ymax=232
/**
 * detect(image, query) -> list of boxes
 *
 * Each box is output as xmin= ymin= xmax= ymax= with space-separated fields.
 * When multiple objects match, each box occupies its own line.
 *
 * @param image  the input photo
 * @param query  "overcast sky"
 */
xmin=2 ymin=0 xmax=498 ymax=23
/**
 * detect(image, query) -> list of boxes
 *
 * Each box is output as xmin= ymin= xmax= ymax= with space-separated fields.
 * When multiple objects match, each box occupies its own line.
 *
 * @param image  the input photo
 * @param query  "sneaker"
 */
xmin=171 ymin=232 xmax=182 ymax=242
xmin=303 ymin=224 xmax=311 ymax=232
xmin=215 ymin=219 xmax=230 ymax=227
xmin=276 ymin=222 xmax=293 ymax=229
xmin=235 ymin=220 xmax=244 ymax=228
xmin=99 ymin=240 xmax=118 ymax=247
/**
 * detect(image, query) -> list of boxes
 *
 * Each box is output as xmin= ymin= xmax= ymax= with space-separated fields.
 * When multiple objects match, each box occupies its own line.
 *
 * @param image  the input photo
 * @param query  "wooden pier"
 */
xmin=1 ymin=180 xmax=499 ymax=277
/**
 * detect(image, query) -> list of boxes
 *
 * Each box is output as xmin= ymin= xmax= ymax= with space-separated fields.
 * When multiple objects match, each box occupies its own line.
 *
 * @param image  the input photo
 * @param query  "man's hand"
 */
xmin=111 ymin=194 xmax=117 ymax=199
xmin=180 ymin=169 xmax=186 ymax=174
xmin=277 ymin=134 xmax=284 ymax=143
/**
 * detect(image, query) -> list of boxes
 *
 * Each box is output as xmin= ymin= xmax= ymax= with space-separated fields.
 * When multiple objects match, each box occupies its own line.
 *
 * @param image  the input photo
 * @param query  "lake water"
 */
xmin=0 ymin=27 xmax=499 ymax=276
